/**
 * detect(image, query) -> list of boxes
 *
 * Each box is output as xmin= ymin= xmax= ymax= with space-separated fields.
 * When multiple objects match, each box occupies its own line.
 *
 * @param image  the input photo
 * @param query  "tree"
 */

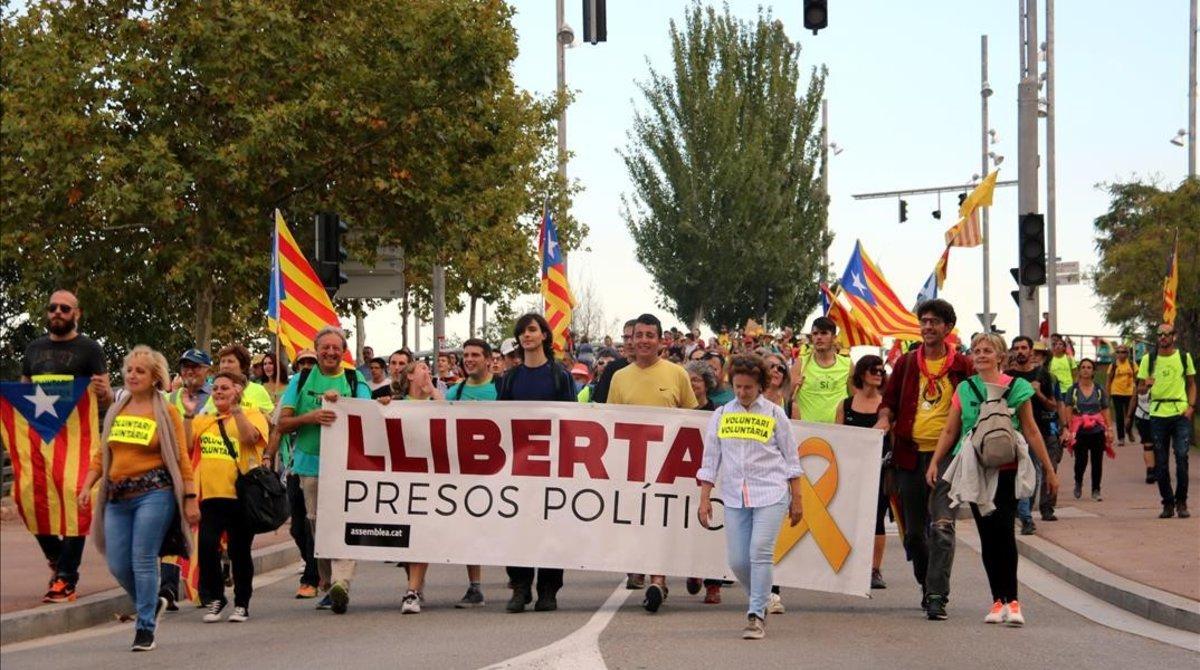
xmin=1 ymin=0 xmax=575 ymax=369
xmin=621 ymin=4 xmax=828 ymax=332
xmin=1092 ymin=178 xmax=1199 ymax=356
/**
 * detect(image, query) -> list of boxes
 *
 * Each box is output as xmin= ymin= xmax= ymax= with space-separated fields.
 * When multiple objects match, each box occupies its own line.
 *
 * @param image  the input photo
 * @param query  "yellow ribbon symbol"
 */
xmin=772 ymin=436 xmax=851 ymax=571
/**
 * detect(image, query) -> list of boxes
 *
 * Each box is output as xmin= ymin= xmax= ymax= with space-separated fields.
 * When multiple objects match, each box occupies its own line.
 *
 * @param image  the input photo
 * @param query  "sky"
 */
xmin=357 ymin=1 xmax=1195 ymax=355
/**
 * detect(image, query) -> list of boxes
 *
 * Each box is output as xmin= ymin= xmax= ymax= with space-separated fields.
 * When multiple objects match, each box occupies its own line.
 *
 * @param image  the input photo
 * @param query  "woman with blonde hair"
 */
xmin=78 ymin=346 xmax=198 ymax=651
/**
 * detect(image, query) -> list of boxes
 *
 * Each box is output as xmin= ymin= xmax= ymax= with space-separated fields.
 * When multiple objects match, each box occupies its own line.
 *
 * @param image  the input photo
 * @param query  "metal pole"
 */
xmin=355 ymin=309 xmax=365 ymax=364
xmin=414 ymin=295 xmax=421 ymax=353
xmin=821 ymin=98 xmax=830 ymax=274
xmin=1046 ymin=0 xmax=1059 ymax=335
xmin=1190 ymin=0 xmax=1197 ymax=177
xmin=1017 ymin=0 xmax=1041 ymax=337
xmin=981 ymin=35 xmax=993 ymax=332
xmin=556 ymin=0 xmax=567 ymax=186
xmin=432 ymin=264 xmax=445 ymax=371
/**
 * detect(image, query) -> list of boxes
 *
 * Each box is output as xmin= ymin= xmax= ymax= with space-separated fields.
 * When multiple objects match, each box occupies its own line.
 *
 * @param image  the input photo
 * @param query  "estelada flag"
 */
xmin=0 ymin=378 xmax=98 ymax=536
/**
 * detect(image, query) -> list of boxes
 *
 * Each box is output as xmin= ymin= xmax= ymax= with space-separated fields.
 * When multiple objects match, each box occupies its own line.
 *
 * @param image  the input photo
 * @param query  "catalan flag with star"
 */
xmin=539 ymin=206 xmax=575 ymax=357
xmin=839 ymin=241 xmax=923 ymax=338
xmin=0 ymin=378 xmax=98 ymax=536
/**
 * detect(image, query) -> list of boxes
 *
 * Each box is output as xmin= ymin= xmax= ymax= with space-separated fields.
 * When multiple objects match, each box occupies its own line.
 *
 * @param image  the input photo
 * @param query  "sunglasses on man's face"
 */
xmin=1158 ymin=331 xmax=1175 ymax=337
xmin=46 ymin=303 xmax=73 ymax=314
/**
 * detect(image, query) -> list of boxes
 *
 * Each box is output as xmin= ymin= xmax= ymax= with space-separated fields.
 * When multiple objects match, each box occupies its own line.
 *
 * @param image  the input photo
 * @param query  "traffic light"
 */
xmin=315 ymin=212 xmax=348 ymax=294
xmin=582 ymin=0 xmax=607 ymax=44
xmin=899 ymin=199 xmax=908 ymax=223
xmin=803 ymin=0 xmax=828 ymax=35
xmin=1018 ymin=213 xmax=1046 ymax=286
xmin=1010 ymin=268 xmax=1021 ymax=306
xmin=932 ymin=209 xmax=942 ymax=220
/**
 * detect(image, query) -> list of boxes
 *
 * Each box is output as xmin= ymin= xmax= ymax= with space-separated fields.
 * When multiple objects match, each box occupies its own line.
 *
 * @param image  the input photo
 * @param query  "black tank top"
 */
xmin=841 ymin=397 xmax=879 ymax=428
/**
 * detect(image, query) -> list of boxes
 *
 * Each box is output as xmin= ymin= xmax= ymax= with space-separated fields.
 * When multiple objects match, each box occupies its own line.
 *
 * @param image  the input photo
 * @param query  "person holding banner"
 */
xmin=78 ymin=345 xmax=198 ymax=652
xmin=191 ymin=371 xmax=268 ymax=623
xmin=925 ymin=333 xmax=1059 ymax=627
xmin=277 ymin=327 xmax=372 ymax=615
xmin=836 ymin=355 xmax=890 ymax=590
xmin=21 ymin=289 xmax=113 ymax=604
xmin=608 ymin=313 xmax=699 ymax=613
xmin=697 ymin=354 xmax=804 ymax=640
xmin=497 ymin=313 xmax=578 ymax=613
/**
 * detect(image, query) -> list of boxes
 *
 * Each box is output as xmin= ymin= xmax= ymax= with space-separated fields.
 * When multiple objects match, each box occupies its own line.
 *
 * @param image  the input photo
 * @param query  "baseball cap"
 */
xmin=500 ymin=338 xmax=519 ymax=356
xmin=294 ymin=349 xmax=318 ymax=363
xmin=179 ymin=349 xmax=212 ymax=366
xmin=570 ymin=363 xmax=592 ymax=381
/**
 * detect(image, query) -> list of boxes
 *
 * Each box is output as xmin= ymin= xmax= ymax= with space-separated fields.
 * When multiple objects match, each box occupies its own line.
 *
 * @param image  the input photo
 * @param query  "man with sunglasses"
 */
xmin=592 ymin=319 xmax=636 ymax=404
xmin=20 ymin=289 xmax=112 ymax=604
xmin=1007 ymin=336 xmax=1062 ymax=532
xmin=1138 ymin=323 xmax=1196 ymax=519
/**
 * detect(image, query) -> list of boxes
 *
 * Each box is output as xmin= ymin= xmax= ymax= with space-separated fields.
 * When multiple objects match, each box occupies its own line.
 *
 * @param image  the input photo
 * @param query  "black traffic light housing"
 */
xmin=1018 ymin=213 xmax=1046 ymax=286
xmin=582 ymin=0 xmax=607 ymax=44
xmin=803 ymin=0 xmax=828 ymax=35
xmin=315 ymin=212 xmax=348 ymax=295
xmin=899 ymin=199 xmax=908 ymax=223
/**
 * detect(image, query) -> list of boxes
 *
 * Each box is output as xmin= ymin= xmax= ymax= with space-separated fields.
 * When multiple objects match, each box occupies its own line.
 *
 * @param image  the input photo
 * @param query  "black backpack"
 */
xmin=295 ymin=367 xmax=360 ymax=400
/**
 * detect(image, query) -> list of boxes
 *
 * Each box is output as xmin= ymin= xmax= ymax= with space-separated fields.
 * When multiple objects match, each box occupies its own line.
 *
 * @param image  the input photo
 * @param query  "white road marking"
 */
xmin=957 ymin=532 xmax=1199 ymax=652
xmin=0 ymin=562 xmax=302 ymax=654
xmin=481 ymin=580 xmax=633 ymax=670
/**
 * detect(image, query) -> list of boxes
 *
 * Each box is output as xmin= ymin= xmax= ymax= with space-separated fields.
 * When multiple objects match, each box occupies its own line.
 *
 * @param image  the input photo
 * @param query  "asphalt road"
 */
xmin=2 ymin=534 xmax=1196 ymax=670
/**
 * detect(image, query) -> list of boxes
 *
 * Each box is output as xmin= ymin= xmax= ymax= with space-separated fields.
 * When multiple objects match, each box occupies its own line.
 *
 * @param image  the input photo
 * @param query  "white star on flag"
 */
xmin=851 ymin=272 xmax=867 ymax=294
xmin=24 ymin=385 xmax=60 ymax=419
xmin=546 ymin=236 xmax=558 ymax=259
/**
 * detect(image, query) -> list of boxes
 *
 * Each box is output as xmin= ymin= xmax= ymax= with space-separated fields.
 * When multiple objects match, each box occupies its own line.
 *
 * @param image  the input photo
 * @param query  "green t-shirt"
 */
xmin=1137 ymin=351 xmax=1196 ymax=418
xmin=952 ymin=374 xmax=1035 ymax=455
xmin=451 ymin=378 xmax=499 ymax=402
xmin=794 ymin=354 xmax=851 ymax=424
xmin=709 ymin=387 xmax=735 ymax=406
xmin=1048 ymin=355 xmax=1076 ymax=393
xmin=281 ymin=369 xmax=371 ymax=476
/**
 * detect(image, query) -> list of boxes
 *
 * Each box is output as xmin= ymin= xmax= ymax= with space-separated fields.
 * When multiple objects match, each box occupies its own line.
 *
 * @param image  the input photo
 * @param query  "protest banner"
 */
xmin=314 ymin=399 xmax=883 ymax=597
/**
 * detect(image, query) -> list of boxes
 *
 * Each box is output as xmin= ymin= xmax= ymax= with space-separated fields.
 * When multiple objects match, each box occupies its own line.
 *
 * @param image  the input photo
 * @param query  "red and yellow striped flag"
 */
xmin=1163 ymin=230 xmax=1179 ymax=326
xmin=0 ymin=378 xmax=97 ymax=537
xmin=944 ymin=170 xmax=997 ymax=247
xmin=822 ymin=284 xmax=881 ymax=348
xmin=838 ymin=242 xmax=923 ymax=338
xmin=539 ymin=208 xmax=575 ymax=357
xmin=269 ymin=210 xmax=354 ymax=366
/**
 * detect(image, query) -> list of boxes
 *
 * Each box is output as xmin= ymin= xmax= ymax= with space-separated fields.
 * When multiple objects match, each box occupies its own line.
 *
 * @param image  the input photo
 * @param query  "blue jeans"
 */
xmin=724 ymin=499 xmax=789 ymax=618
xmin=1151 ymin=415 xmax=1192 ymax=506
xmin=1017 ymin=458 xmax=1044 ymax=522
xmin=104 ymin=488 xmax=175 ymax=632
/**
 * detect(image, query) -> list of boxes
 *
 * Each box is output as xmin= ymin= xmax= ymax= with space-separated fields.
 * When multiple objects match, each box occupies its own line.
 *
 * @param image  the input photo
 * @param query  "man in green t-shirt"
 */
xmin=792 ymin=316 xmax=852 ymax=424
xmin=444 ymin=338 xmax=496 ymax=607
xmin=1047 ymin=335 xmax=1077 ymax=394
xmin=278 ymin=327 xmax=373 ymax=614
xmin=1137 ymin=323 xmax=1197 ymax=519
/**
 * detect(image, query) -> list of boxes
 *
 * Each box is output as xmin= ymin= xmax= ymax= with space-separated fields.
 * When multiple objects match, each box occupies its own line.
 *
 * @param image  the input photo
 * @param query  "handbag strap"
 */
xmin=216 ymin=419 xmax=248 ymax=476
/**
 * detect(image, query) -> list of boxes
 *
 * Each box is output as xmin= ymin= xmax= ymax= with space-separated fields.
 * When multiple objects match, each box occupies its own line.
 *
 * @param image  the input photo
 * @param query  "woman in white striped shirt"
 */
xmin=697 ymin=354 xmax=804 ymax=640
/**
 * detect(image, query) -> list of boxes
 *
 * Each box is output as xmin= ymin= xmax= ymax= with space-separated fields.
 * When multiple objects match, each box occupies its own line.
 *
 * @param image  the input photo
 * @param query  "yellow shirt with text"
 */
xmin=192 ymin=410 xmax=268 ymax=500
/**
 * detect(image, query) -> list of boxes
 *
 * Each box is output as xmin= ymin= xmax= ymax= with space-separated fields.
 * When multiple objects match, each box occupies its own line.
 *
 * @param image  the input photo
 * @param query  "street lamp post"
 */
xmin=1045 ymin=0 xmax=1059 ymax=335
xmin=822 ymin=98 xmax=830 ymax=275
xmin=980 ymin=35 xmax=994 ymax=332
xmin=1190 ymin=0 xmax=1197 ymax=177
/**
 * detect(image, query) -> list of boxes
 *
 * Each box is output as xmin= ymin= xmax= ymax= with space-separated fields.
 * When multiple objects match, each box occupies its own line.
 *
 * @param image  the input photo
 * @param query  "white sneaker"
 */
xmin=202 ymin=600 xmax=226 ymax=623
xmin=984 ymin=600 xmax=1005 ymax=624
xmin=766 ymin=592 xmax=785 ymax=615
xmin=1005 ymin=600 xmax=1025 ymax=626
xmin=401 ymin=590 xmax=421 ymax=614
xmin=227 ymin=606 xmax=249 ymax=622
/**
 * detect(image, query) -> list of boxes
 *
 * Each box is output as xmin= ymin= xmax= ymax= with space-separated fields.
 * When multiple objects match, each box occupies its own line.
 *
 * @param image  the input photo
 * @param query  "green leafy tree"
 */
xmin=1 ymin=0 xmax=573 ymax=372
xmin=1092 ymin=178 xmax=1199 ymax=355
xmin=621 ymin=4 xmax=828 ymax=331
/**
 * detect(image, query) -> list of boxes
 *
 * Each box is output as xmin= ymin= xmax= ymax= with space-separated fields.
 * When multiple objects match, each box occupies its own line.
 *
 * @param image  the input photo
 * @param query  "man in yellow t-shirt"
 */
xmin=607 ymin=314 xmax=697 ymax=613
xmin=1048 ymin=336 xmax=1077 ymax=393
xmin=190 ymin=371 xmax=268 ymax=621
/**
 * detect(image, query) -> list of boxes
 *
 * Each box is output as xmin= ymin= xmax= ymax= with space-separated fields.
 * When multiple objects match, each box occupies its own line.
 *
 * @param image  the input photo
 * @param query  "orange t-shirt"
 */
xmin=91 ymin=404 xmax=193 ymax=485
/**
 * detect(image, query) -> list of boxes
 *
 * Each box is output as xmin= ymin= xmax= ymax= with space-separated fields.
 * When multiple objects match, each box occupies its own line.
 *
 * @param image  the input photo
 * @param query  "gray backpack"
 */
xmin=965 ymin=378 xmax=1018 ymax=468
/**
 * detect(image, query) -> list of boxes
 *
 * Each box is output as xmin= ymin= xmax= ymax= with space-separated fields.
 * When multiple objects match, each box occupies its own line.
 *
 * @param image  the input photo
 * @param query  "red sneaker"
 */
xmin=43 ymin=579 xmax=77 ymax=603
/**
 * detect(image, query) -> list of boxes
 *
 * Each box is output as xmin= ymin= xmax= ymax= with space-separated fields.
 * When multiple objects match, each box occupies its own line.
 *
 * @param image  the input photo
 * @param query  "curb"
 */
xmin=0 ymin=542 xmax=300 ymax=646
xmin=1016 ymin=533 xmax=1200 ymax=633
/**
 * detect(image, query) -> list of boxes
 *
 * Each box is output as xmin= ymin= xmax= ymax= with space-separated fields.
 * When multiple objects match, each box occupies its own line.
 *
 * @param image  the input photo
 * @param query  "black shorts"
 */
xmin=1136 ymin=417 xmax=1153 ymax=446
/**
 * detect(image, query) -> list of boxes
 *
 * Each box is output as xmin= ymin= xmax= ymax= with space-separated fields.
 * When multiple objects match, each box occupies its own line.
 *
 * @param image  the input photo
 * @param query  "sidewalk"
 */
xmin=1 ymin=500 xmax=296 ymax=614
xmin=1015 ymin=438 xmax=1200 ymax=631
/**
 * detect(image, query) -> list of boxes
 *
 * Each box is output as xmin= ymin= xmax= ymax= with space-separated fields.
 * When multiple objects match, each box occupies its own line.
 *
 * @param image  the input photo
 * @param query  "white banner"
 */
xmin=315 ymin=399 xmax=883 ymax=597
